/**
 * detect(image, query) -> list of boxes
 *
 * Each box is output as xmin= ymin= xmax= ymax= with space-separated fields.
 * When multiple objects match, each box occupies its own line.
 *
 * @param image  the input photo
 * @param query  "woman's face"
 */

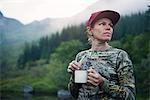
xmin=90 ymin=18 xmax=113 ymax=42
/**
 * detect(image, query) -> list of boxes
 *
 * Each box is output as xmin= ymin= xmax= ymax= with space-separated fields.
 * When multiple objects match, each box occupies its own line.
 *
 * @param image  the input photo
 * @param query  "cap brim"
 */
xmin=93 ymin=10 xmax=120 ymax=26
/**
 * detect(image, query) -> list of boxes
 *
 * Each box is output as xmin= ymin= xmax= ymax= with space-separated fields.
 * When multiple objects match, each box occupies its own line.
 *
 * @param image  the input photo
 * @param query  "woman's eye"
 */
xmin=99 ymin=22 xmax=105 ymax=25
xmin=109 ymin=23 xmax=113 ymax=27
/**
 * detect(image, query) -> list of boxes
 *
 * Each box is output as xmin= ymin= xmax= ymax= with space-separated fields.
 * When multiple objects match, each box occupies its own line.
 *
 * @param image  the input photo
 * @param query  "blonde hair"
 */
xmin=85 ymin=26 xmax=93 ymax=44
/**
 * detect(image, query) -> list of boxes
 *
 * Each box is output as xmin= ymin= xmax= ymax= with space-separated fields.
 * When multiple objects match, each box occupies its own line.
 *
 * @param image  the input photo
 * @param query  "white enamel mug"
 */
xmin=74 ymin=70 xmax=87 ymax=83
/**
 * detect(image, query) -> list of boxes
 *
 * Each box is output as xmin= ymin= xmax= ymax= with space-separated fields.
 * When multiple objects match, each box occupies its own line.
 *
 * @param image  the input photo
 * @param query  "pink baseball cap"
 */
xmin=86 ymin=10 xmax=120 ymax=27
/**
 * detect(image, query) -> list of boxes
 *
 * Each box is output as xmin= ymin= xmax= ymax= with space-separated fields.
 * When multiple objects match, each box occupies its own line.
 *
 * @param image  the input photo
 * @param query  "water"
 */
xmin=1 ymin=92 xmax=58 ymax=100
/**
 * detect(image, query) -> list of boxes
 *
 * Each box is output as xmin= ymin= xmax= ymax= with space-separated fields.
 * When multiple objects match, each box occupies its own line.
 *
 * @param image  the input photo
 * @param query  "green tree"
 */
xmin=49 ymin=40 xmax=84 ymax=89
xmin=17 ymin=43 xmax=31 ymax=68
xmin=120 ymin=33 xmax=150 ymax=98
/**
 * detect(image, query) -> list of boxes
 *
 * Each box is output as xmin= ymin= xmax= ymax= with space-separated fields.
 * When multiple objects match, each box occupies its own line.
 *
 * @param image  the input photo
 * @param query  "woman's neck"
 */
xmin=91 ymin=41 xmax=110 ymax=51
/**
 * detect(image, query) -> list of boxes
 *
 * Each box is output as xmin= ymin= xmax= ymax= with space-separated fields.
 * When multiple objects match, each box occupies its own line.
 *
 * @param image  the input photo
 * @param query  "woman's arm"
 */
xmin=100 ymin=50 xmax=136 ymax=100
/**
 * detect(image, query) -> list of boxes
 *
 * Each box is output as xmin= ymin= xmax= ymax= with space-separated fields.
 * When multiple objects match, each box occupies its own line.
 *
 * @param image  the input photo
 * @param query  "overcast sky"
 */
xmin=0 ymin=0 xmax=149 ymax=24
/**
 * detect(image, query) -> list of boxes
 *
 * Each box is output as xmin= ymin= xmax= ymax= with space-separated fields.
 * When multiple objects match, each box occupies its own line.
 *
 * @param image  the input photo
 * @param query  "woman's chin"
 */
xmin=102 ymin=38 xmax=111 ymax=41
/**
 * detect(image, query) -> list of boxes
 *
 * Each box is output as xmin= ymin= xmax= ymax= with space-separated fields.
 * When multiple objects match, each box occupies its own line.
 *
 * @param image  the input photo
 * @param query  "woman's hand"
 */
xmin=67 ymin=60 xmax=80 ymax=74
xmin=87 ymin=68 xmax=104 ymax=86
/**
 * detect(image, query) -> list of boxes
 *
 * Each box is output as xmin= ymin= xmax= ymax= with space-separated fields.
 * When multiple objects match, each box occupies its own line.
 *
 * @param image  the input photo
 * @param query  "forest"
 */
xmin=0 ymin=8 xmax=150 ymax=99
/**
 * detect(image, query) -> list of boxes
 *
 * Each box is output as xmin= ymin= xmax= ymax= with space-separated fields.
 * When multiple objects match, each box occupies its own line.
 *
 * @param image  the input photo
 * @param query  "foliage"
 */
xmin=48 ymin=40 xmax=84 ymax=89
xmin=120 ymin=33 xmax=150 ymax=98
xmin=17 ymin=24 xmax=87 ymax=68
xmin=113 ymin=11 xmax=148 ymax=40
xmin=0 ymin=40 xmax=84 ymax=94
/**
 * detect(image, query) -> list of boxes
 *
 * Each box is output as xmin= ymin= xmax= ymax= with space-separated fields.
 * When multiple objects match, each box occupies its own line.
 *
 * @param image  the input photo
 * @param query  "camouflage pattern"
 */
xmin=68 ymin=47 xmax=135 ymax=100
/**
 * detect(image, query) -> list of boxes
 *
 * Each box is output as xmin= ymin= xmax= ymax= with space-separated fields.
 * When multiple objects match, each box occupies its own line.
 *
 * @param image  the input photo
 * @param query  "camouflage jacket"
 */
xmin=68 ymin=47 xmax=135 ymax=100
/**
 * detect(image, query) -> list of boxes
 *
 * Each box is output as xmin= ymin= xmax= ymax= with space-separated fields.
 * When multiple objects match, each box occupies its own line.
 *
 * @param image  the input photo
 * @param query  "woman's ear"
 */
xmin=86 ymin=27 xmax=93 ymax=36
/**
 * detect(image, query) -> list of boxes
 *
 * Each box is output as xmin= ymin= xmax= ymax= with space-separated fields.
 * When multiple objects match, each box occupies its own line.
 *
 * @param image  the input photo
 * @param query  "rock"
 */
xmin=57 ymin=89 xmax=72 ymax=100
xmin=23 ymin=84 xmax=33 ymax=93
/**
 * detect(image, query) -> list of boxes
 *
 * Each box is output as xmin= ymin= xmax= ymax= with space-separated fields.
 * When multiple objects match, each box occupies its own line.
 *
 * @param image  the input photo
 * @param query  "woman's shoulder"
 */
xmin=111 ymin=47 xmax=131 ymax=61
xmin=75 ymin=49 xmax=91 ymax=62
xmin=111 ymin=47 xmax=129 ymax=55
xmin=76 ymin=49 xmax=90 ymax=56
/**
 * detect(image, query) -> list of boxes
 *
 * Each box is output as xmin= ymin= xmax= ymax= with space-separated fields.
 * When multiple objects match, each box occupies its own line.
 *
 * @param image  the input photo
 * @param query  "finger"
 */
xmin=69 ymin=61 xmax=80 ymax=70
xmin=87 ymin=68 xmax=97 ymax=74
xmin=69 ymin=63 xmax=79 ymax=71
xmin=87 ymin=67 xmax=93 ymax=72
xmin=87 ymin=75 xmax=100 ymax=86
xmin=67 ymin=61 xmax=79 ymax=73
xmin=68 ymin=65 xmax=76 ymax=73
xmin=88 ymin=71 xmax=102 ymax=82
xmin=72 ymin=60 xmax=80 ymax=66
xmin=88 ymin=70 xmax=98 ymax=78
xmin=87 ymin=74 xmax=99 ymax=83
xmin=87 ymin=79 xmax=97 ymax=86
xmin=67 ymin=66 xmax=78 ymax=74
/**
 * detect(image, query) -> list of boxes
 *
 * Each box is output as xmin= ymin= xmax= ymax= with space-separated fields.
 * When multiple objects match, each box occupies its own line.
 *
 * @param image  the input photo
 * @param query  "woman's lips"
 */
xmin=103 ymin=32 xmax=111 ymax=36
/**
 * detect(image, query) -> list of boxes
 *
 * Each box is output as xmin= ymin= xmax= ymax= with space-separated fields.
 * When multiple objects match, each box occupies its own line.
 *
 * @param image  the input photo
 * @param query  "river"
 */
xmin=1 ymin=92 xmax=58 ymax=100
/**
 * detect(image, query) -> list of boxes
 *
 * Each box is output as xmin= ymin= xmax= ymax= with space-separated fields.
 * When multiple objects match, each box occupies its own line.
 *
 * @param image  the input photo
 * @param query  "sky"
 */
xmin=0 ymin=0 xmax=149 ymax=24
xmin=0 ymin=0 xmax=98 ymax=24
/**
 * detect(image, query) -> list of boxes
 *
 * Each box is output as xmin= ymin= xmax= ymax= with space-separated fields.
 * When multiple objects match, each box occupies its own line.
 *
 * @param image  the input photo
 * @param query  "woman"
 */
xmin=67 ymin=10 xmax=135 ymax=100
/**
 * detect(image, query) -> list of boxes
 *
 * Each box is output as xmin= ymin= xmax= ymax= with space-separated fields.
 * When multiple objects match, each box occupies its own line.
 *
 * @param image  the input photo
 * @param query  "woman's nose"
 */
xmin=105 ymin=25 xmax=111 ymax=30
